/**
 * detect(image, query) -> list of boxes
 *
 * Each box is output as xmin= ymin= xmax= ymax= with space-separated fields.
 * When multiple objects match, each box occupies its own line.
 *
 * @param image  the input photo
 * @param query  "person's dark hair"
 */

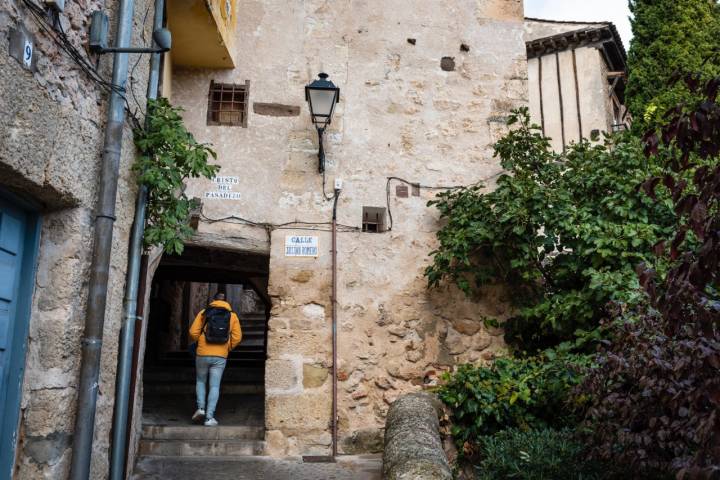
xmin=213 ymin=292 xmax=226 ymax=301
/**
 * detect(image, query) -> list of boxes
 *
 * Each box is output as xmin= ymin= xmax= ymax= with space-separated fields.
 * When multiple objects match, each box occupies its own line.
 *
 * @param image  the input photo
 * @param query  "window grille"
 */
xmin=207 ymin=80 xmax=249 ymax=127
xmin=362 ymin=207 xmax=387 ymax=233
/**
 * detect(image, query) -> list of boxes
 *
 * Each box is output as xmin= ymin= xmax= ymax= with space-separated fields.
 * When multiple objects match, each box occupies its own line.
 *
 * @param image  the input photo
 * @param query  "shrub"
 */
xmin=425 ymin=108 xmax=675 ymax=351
xmin=580 ymin=315 xmax=720 ymax=477
xmin=581 ymin=73 xmax=720 ymax=478
xmin=474 ymin=428 xmax=609 ymax=480
xmin=437 ymin=352 xmax=590 ymax=454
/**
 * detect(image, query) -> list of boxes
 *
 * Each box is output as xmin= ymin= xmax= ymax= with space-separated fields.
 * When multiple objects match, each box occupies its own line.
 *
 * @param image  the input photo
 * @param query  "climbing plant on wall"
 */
xmin=133 ymin=98 xmax=219 ymax=255
xmin=425 ymin=108 xmax=676 ymax=351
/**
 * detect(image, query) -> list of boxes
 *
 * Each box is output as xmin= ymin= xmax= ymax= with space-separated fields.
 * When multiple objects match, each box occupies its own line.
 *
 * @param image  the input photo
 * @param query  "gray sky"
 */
xmin=524 ymin=0 xmax=633 ymax=48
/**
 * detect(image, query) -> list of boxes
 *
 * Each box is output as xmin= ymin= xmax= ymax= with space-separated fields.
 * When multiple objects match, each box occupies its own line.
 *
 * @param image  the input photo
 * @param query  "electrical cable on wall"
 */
xmin=384 ymin=172 xmax=504 ymax=231
xmin=127 ymin=3 xmax=154 ymax=116
xmin=20 ymin=0 xmax=144 ymax=129
xmin=199 ymin=170 xmax=504 ymax=236
xmin=199 ymin=212 xmax=361 ymax=235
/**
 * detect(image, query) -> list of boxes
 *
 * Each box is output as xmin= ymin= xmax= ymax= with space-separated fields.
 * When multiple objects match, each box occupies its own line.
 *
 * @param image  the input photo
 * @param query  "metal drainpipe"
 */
xmin=331 ymin=190 xmax=341 ymax=458
xmin=109 ymin=0 xmax=164 ymax=477
xmin=69 ymin=0 xmax=136 ymax=477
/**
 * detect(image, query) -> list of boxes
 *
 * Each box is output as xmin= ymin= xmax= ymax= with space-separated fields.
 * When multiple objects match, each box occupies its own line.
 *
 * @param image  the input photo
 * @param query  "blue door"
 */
xmin=0 ymin=195 xmax=40 ymax=478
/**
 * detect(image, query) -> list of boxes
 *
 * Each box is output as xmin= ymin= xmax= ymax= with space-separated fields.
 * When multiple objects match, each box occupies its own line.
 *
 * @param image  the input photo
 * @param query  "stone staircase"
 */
xmin=137 ymin=312 xmax=268 ymax=460
xmin=139 ymin=424 xmax=266 ymax=457
xmin=234 ymin=312 xmax=268 ymax=357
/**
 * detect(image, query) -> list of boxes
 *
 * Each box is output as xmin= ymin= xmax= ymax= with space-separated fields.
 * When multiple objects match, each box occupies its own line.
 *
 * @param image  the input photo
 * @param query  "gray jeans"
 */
xmin=195 ymin=356 xmax=227 ymax=419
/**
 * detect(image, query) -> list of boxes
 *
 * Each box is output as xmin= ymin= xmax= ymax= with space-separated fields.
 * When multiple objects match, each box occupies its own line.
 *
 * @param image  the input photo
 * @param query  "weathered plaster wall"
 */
xmin=0 ymin=1 xmax=152 ymax=478
xmin=171 ymin=0 xmax=526 ymax=456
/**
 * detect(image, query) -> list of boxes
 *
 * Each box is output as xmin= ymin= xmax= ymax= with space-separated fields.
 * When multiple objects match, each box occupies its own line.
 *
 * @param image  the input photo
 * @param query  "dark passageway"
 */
xmin=139 ymin=246 xmax=269 ymax=447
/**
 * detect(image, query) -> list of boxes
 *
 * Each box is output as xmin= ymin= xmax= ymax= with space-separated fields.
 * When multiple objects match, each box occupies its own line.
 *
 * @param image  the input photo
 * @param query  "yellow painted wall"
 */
xmin=209 ymin=0 xmax=236 ymax=52
xmin=167 ymin=0 xmax=237 ymax=69
xmin=161 ymin=50 xmax=173 ymax=99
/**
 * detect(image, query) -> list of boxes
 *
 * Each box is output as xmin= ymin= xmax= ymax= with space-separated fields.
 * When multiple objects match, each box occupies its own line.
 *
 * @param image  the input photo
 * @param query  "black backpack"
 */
xmin=202 ymin=306 xmax=232 ymax=344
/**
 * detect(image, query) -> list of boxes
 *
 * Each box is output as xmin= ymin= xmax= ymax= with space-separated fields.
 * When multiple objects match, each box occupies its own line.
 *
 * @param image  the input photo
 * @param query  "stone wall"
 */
xmin=170 ymin=0 xmax=526 ymax=456
xmin=0 ymin=1 xmax=152 ymax=478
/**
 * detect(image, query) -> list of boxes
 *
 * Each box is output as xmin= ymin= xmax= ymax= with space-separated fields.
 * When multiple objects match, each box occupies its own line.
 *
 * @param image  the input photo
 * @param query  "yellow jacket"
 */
xmin=189 ymin=300 xmax=242 ymax=358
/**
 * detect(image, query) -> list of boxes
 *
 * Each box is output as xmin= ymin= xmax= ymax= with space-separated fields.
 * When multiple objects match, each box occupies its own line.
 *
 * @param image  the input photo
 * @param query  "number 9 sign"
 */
xmin=23 ymin=40 xmax=33 ymax=68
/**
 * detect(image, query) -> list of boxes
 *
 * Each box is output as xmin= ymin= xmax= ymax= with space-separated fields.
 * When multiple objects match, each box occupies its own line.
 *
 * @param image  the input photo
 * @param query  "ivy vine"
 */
xmin=133 ymin=97 xmax=219 ymax=255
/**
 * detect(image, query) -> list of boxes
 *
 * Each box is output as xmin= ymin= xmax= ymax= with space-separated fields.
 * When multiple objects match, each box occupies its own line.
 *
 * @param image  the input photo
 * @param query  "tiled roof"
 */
xmin=525 ymin=20 xmax=627 ymax=71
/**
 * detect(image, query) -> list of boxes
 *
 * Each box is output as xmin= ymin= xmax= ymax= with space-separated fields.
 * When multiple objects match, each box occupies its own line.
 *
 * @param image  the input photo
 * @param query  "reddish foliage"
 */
xmin=641 ymin=73 xmax=720 ymax=335
xmin=581 ymin=73 xmax=720 ymax=479
xmin=582 ymin=316 xmax=720 ymax=478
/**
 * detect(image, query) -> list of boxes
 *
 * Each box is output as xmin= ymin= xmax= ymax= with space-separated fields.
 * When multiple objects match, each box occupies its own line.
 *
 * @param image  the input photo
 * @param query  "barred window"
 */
xmin=362 ymin=207 xmax=387 ymax=233
xmin=207 ymin=80 xmax=249 ymax=127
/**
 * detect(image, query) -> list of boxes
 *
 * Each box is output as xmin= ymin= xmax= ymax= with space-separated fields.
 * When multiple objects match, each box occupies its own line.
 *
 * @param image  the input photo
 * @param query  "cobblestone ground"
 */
xmin=131 ymin=455 xmax=382 ymax=480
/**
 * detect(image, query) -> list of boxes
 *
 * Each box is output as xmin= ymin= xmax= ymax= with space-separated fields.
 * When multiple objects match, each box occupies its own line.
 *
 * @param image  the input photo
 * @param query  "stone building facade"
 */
xmin=0 ymin=1 xmax=152 ymax=478
xmin=0 ymin=0 xmax=637 ymax=477
xmin=154 ymin=0 xmax=527 ymax=458
xmin=524 ymin=18 xmax=629 ymax=151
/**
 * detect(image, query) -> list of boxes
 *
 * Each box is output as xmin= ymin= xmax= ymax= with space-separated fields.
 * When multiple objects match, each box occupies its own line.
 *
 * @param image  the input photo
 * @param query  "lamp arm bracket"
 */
xmin=317 ymin=127 xmax=326 ymax=174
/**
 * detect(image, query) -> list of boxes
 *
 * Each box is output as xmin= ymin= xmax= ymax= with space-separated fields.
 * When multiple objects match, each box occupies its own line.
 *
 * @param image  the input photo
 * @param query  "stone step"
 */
xmin=144 ymin=367 xmax=264 ymax=384
xmin=240 ymin=333 xmax=266 ymax=339
xmin=138 ymin=439 xmax=266 ymax=457
xmin=240 ymin=315 xmax=267 ymax=321
xmin=242 ymin=328 xmax=265 ymax=333
xmin=144 ymin=383 xmax=264 ymax=395
xmin=130 ymin=454 xmax=383 ymax=480
xmin=142 ymin=425 xmax=265 ymax=441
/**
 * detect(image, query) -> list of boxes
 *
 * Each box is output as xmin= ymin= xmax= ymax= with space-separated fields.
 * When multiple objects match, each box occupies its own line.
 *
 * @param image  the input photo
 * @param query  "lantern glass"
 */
xmin=306 ymin=73 xmax=340 ymax=129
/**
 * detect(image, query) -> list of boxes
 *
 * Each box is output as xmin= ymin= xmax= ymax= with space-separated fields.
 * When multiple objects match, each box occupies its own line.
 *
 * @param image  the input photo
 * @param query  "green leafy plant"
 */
xmin=626 ymin=0 xmax=720 ymax=129
xmin=437 ymin=351 xmax=590 ymax=455
xmin=474 ymin=428 xmax=613 ymax=480
xmin=426 ymin=108 xmax=675 ymax=350
xmin=134 ymin=98 xmax=219 ymax=254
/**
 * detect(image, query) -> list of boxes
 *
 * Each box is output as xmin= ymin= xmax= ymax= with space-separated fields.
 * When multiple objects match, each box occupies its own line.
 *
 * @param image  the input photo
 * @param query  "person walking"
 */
xmin=189 ymin=292 xmax=242 ymax=426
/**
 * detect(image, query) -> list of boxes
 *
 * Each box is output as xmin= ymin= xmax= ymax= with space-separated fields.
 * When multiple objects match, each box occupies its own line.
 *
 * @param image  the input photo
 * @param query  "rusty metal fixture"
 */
xmin=331 ymin=190 xmax=340 ymax=458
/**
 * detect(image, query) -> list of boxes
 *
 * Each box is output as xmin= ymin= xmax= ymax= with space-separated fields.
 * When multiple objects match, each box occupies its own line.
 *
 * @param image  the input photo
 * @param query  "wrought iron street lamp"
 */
xmin=305 ymin=73 xmax=340 ymax=173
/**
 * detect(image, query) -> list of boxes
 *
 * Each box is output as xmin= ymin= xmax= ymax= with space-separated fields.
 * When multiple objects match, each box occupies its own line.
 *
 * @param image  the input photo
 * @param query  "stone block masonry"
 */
xmin=171 ymin=0 xmax=528 ymax=457
xmin=1 ymin=0 xmax=153 ymax=477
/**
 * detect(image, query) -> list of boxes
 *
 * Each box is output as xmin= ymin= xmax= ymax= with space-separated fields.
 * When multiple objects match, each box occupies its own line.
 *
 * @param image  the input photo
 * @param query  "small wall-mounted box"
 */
xmin=89 ymin=11 xmax=109 ymax=53
xmin=43 ymin=0 xmax=65 ymax=12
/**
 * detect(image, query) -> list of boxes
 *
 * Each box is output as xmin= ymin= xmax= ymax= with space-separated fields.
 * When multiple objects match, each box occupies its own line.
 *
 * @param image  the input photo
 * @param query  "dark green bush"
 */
xmin=425 ymin=108 xmax=675 ymax=351
xmin=437 ymin=352 xmax=590 ymax=452
xmin=474 ymin=428 xmax=607 ymax=480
